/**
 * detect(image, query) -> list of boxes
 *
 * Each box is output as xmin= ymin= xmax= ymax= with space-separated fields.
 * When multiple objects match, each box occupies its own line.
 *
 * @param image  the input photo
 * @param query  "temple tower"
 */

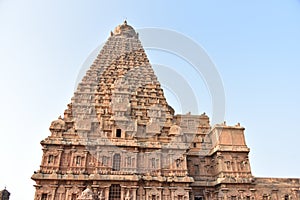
xmin=32 ymin=21 xmax=193 ymax=200
xmin=32 ymin=21 xmax=300 ymax=200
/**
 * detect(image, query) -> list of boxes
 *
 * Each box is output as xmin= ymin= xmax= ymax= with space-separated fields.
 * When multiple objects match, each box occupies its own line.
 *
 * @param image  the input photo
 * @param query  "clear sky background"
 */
xmin=0 ymin=1 xmax=300 ymax=199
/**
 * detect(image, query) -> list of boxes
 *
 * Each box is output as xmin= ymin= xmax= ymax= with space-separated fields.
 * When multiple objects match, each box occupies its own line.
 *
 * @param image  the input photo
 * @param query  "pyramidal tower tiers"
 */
xmin=65 ymin=20 xmax=174 ymax=139
xmin=32 ymin=22 xmax=300 ymax=200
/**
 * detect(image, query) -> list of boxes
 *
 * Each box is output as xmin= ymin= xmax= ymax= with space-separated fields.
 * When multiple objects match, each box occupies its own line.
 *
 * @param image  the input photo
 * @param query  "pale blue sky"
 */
xmin=0 ymin=1 xmax=300 ymax=199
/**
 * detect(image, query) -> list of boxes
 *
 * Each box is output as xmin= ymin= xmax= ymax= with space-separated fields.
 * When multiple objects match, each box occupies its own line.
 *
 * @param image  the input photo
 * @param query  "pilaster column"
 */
xmin=51 ymin=186 xmax=58 ymax=200
xmin=169 ymin=187 xmax=177 ymax=200
xmin=162 ymin=187 xmax=169 ymax=200
xmin=233 ymin=157 xmax=237 ymax=172
xmin=157 ymin=187 xmax=163 ymax=200
xmin=41 ymin=147 xmax=48 ymax=166
xmin=217 ymin=153 xmax=223 ymax=172
xmin=144 ymin=187 xmax=151 ymax=200
xmin=138 ymin=186 xmax=144 ymax=200
xmin=84 ymin=150 xmax=89 ymax=172
xmin=96 ymin=148 xmax=100 ymax=168
xmin=70 ymin=148 xmax=76 ymax=167
xmin=134 ymin=151 xmax=138 ymax=173
xmin=65 ymin=186 xmax=71 ymax=200
xmin=169 ymin=154 xmax=174 ymax=170
xmin=105 ymin=187 xmax=110 ymax=199
xmin=131 ymin=187 xmax=138 ymax=200
xmin=57 ymin=149 xmax=63 ymax=168
xmin=121 ymin=186 xmax=125 ymax=200
xmin=145 ymin=152 xmax=150 ymax=170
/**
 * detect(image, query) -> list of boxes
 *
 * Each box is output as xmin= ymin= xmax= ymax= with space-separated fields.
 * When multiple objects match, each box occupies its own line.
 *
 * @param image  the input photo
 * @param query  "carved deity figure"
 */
xmin=77 ymin=187 xmax=94 ymax=200
xmin=125 ymin=189 xmax=131 ymax=200
xmin=98 ymin=190 xmax=104 ymax=200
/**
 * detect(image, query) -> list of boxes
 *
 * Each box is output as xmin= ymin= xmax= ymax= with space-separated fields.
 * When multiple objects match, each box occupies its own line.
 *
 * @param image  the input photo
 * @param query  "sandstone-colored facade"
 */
xmin=32 ymin=21 xmax=300 ymax=200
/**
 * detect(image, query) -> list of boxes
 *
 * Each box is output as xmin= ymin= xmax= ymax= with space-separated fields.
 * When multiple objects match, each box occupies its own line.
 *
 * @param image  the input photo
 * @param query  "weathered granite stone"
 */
xmin=32 ymin=21 xmax=300 ymax=200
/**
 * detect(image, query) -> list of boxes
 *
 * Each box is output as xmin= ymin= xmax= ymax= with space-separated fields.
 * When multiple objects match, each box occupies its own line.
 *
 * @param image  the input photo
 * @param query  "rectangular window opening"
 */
xmin=116 ymin=129 xmax=122 ymax=138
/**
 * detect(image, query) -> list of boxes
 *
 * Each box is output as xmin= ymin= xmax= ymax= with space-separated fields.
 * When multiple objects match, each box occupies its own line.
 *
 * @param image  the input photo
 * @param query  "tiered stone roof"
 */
xmin=61 ymin=20 xmax=174 ymax=141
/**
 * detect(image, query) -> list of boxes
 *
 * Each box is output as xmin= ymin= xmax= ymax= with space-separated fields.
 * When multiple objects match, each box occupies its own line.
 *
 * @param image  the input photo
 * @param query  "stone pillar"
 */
xmin=144 ymin=187 xmax=151 ymax=200
xmin=163 ymin=187 xmax=170 ymax=200
xmin=169 ymin=187 xmax=176 ymax=200
xmin=132 ymin=187 xmax=138 ymax=200
xmin=169 ymin=154 xmax=174 ymax=170
xmin=41 ymin=148 xmax=48 ymax=166
xmin=233 ymin=156 xmax=238 ymax=172
xmin=121 ymin=186 xmax=125 ymax=200
xmin=65 ymin=186 xmax=71 ymax=200
xmin=84 ymin=150 xmax=89 ymax=172
xmin=105 ymin=187 xmax=110 ymax=199
xmin=134 ymin=150 xmax=138 ymax=173
xmin=96 ymin=148 xmax=100 ymax=168
xmin=51 ymin=186 xmax=58 ymax=200
xmin=121 ymin=150 xmax=126 ymax=170
xmin=138 ymin=186 xmax=144 ymax=200
xmin=217 ymin=153 xmax=223 ymax=172
xmin=157 ymin=187 xmax=163 ymax=200
xmin=145 ymin=152 xmax=150 ymax=170
xmin=57 ymin=149 xmax=63 ymax=169
xmin=70 ymin=149 xmax=76 ymax=167
xmin=108 ymin=151 xmax=114 ymax=167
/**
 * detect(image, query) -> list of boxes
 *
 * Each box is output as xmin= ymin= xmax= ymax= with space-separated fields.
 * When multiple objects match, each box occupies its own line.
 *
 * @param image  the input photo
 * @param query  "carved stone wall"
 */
xmin=32 ymin=21 xmax=300 ymax=200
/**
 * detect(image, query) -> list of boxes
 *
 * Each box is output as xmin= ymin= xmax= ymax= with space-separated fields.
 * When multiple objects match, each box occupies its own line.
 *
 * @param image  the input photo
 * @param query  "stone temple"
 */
xmin=32 ymin=21 xmax=300 ymax=200
xmin=0 ymin=188 xmax=10 ymax=200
